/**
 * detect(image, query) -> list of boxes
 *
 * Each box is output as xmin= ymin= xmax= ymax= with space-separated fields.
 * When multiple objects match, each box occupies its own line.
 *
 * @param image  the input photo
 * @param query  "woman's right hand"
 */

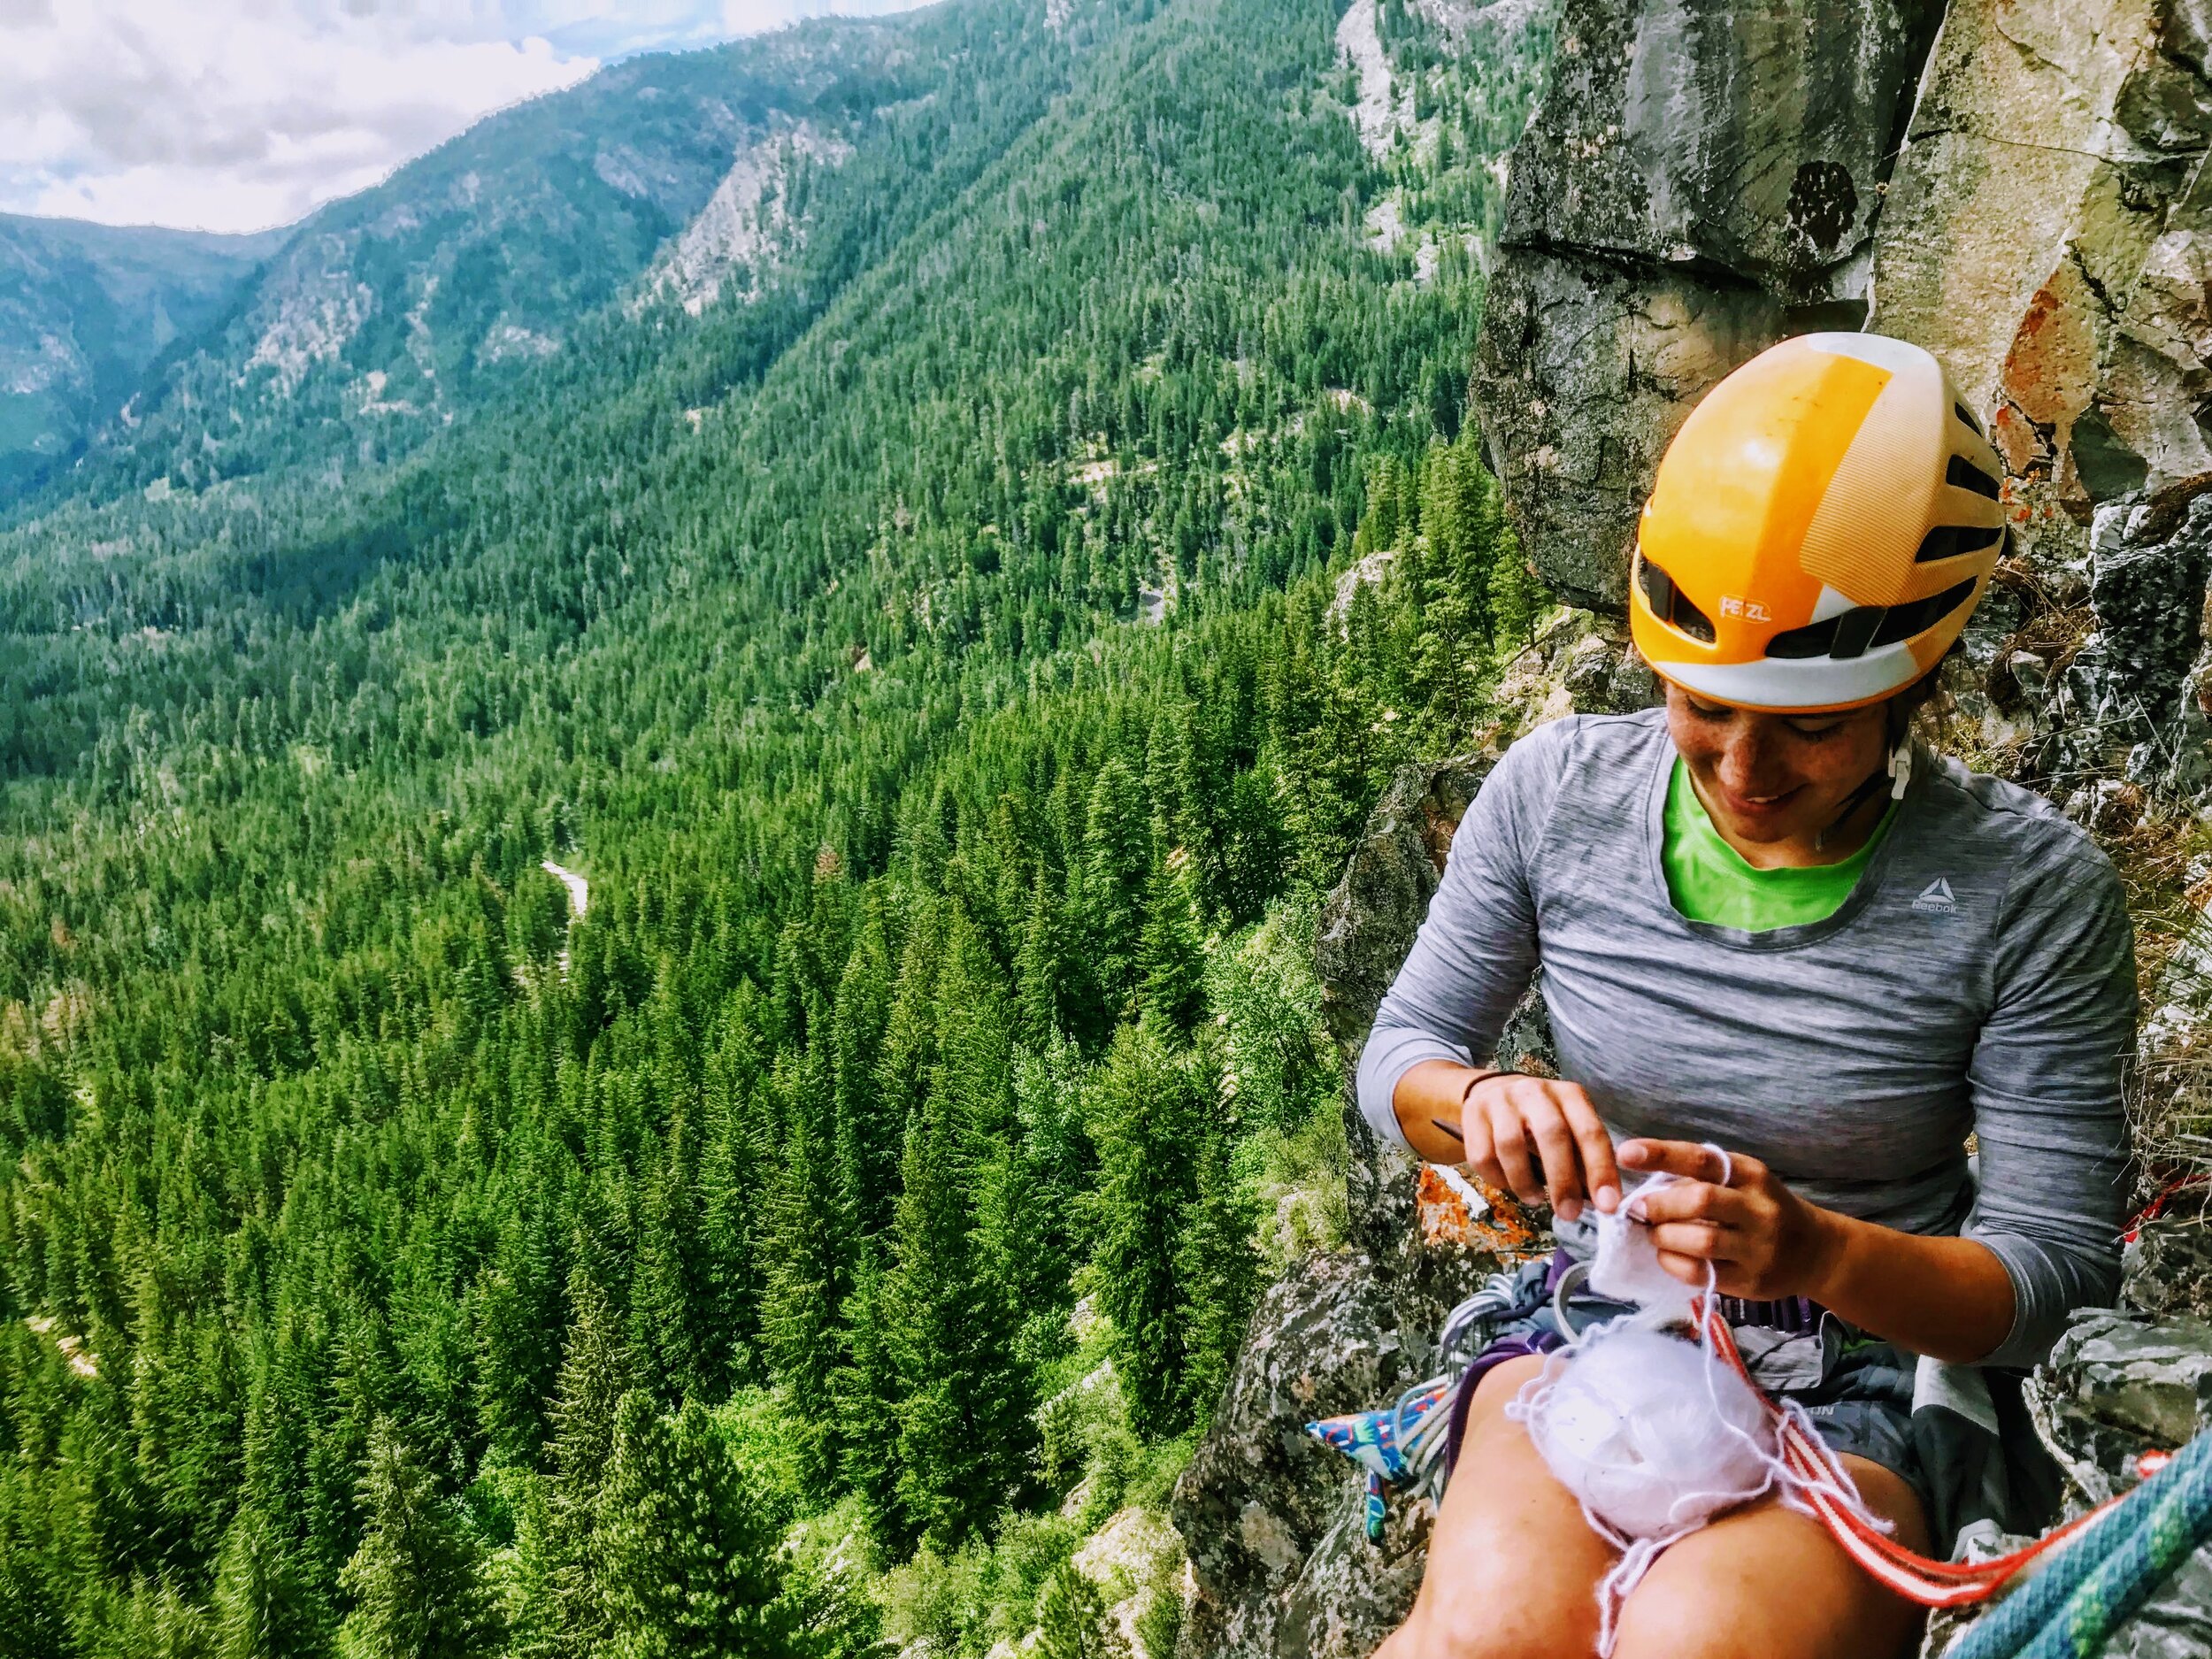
xmin=1392 ymin=1061 xmax=1621 ymax=1222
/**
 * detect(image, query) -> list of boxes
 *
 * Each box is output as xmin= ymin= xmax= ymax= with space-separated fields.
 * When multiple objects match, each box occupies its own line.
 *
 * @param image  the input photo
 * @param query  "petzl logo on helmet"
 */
xmin=1911 ymin=878 xmax=1957 ymax=915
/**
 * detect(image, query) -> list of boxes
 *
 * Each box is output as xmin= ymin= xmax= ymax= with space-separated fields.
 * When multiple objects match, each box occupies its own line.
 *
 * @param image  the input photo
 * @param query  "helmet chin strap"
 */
xmin=1812 ymin=730 xmax=1912 ymax=854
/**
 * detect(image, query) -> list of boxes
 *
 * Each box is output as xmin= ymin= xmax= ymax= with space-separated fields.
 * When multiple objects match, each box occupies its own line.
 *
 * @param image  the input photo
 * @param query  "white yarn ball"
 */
xmin=1519 ymin=1325 xmax=1778 ymax=1540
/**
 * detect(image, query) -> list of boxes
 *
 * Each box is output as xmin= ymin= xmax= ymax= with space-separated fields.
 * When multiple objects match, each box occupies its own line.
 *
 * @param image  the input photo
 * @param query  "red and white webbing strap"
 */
xmin=1699 ymin=1301 xmax=2124 ymax=1610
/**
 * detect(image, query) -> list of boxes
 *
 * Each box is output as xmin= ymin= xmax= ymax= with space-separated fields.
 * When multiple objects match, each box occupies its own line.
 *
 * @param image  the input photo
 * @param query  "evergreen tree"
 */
xmin=1486 ymin=505 xmax=1543 ymax=650
xmin=1175 ymin=1118 xmax=1261 ymax=1431
xmin=828 ymin=921 xmax=895 ymax=1241
xmin=882 ymin=910 xmax=1033 ymax=1547
xmin=1086 ymin=1021 xmax=1201 ymax=1437
xmin=539 ymin=1271 xmax=634 ymax=1657
xmin=0 ymin=1469 xmax=72 ymax=1659
xmin=1033 ymin=1562 xmax=1125 ymax=1659
xmin=828 ymin=1240 xmax=904 ymax=1526
xmin=472 ymin=1210 xmax=562 ymax=1465
xmin=335 ymin=1417 xmax=495 ymax=1659
xmin=1412 ymin=436 xmax=1488 ymax=733
xmin=597 ymin=1394 xmax=788 ymax=1659
xmin=759 ymin=1048 xmax=850 ymax=1486
xmin=508 ymin=866 xmax=572 ymax=970
xmin=1078 ymin=757 xmax=1151 ymax=1012
xmin=700 ymin=1028 xmax=772 ymax=1394
xmin=211 ymin=1502 xmax=324 ymax=1659
xmin=1134 ymin=855 xmax=1207 ymax=1032
xmin=1014 ymin=870 xmax=1064 ymax=1047
xmin=629 ymin=1122 xmax=707 ymax=1406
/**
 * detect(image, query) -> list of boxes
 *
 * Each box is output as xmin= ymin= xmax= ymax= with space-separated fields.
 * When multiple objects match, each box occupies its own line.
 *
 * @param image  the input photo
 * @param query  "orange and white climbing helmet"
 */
xmin=1628 ymin=332 xmax=2007 ymax=713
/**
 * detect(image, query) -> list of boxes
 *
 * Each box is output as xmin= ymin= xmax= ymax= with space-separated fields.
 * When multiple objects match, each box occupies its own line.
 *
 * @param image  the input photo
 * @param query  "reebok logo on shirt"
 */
xmin=1912 ymin=877 xmax=1957 ymax=915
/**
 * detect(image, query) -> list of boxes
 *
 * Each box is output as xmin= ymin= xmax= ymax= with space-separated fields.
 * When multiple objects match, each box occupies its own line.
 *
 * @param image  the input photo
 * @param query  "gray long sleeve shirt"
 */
xmin=1356 ymin=710 xmax=2136 ymax=1368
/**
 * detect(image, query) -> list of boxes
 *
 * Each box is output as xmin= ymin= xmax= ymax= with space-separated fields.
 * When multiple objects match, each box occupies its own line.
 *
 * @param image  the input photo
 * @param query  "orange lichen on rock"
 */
xmin=1416 ymin=1164 xmax=1548 ymax=1256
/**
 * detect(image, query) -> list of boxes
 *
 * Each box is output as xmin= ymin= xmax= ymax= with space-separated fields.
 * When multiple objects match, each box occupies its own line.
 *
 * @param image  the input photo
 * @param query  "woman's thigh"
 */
xmin=1611 ymin=1453 xmax=1932 ymax=1659
xmin=1383 ymin=1356 xmax=1615 ymax=1659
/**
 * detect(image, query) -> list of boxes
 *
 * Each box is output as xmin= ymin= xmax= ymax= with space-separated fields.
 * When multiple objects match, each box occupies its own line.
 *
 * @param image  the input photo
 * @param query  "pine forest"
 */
xmin=0 ymin=0 xmax=1556 ymax=1651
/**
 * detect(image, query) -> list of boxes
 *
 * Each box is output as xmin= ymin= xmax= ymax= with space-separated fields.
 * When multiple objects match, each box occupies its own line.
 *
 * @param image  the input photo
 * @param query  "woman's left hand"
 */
xmin=1620 ymin=1139 xmax=1842 ymax=1302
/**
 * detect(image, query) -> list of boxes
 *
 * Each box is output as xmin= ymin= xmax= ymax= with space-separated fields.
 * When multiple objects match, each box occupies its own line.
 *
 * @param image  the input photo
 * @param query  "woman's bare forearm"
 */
xmin=1801 ymin=1208 xmax=2016 ymax=1365
xmin=1390 ymin=1058 xmax=1488 ymax=1165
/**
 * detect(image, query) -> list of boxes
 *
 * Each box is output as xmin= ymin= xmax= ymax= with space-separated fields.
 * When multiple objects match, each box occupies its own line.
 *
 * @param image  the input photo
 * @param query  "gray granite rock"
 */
xmin=1473 ymin=247 xmax=1783 ymax=612
xmin=1501 ymin=0 xmax=1939 ymax=293
xmin=1269 ymin=1495 xmax=1433 ymax=1659
xmin=1172 ymin=1253 xmax=1424 ymax=1659
xmin=2026 ymin=1308 xmax=2212 ymax=1506
xmin=2056 ymin=488 xmax=2212 ymax=787
xmin=1471 ymin=0 xmax=1942 ymax=612
xmin=2126 ymin=1220 xmax=2212 ymax=1324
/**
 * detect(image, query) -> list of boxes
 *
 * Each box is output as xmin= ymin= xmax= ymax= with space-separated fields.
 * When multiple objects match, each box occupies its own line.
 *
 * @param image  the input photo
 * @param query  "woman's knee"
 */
xmin=1402 ymin=1535 xmax=1574 ymax=1659
xmin=1394 ymin=1581 xmax=1590 ymax=1659
xmin=1609 ymin=1571 xmax=1759 ymax=1659
xmin=1608 ymin=1485 xmax=1925 ymax=1659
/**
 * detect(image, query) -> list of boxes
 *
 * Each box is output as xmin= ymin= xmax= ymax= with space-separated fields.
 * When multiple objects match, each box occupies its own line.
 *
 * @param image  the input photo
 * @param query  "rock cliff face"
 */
xmin=1473 ymin=0 xmax=1943 ymax=611
xmin=1477 ymin=0 xmax=2212 ymax=801
xmin=1179 ymin=3 xmax=2212 ymax=1655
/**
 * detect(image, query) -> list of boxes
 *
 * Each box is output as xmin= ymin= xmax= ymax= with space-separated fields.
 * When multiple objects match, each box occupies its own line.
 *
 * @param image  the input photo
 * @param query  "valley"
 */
xmin=0 ymin=0 xmax=1554 ymax=1653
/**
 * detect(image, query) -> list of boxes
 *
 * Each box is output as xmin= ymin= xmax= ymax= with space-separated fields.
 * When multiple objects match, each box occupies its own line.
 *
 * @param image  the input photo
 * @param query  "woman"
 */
xmin=1358 ymin=333 xmax=2136 ymax=1659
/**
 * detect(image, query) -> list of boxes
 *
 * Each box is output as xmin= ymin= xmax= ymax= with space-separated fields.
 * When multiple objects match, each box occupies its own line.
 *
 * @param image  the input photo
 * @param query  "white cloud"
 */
xmin=0 ymin=0 xmax=920 ymax=235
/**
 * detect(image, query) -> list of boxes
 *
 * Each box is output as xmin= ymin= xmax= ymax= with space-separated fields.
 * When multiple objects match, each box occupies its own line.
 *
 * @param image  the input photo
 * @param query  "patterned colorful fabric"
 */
xmin=1305 ymin=1383 xmax=1447 ymax=1484
xmin=1305 ymin=1382 xmax=1451 ymax=1541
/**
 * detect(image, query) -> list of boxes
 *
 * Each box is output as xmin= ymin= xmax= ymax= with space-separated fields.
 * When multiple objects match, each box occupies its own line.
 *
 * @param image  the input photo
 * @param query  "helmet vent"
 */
xmin=1915 ymin=522 xmax=2003 ymax=563
xmin=1954 ymin=402 xmax=1985 ymax=438
xmin=1869 ymin=577 xmax=1978 ymax=649
xmin=1638 ymin=555 xmax=1716 ymax=644
xmin=1763 ymin=577 xmax=1978 ymax=662
xmin=1945 ymin=455 xmax=2001 ymax=500
xmin=1830 ymin=607 xmax=1883 ymax=660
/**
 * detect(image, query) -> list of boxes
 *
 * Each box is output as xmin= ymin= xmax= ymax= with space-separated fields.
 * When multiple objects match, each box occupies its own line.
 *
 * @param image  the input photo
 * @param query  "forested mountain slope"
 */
xmin=18 ymin=0 xmax=1111 ymax=511
xmin=0 ymin=217 xmax=283 ymax=498
xmin=0 ymin=0 xmax=1554 ymax=1650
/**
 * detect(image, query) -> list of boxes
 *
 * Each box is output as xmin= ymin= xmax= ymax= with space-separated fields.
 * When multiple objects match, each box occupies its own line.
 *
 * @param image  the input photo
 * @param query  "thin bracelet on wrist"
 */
xmin=1457 ymin=1067 xmax=1513 ymax=1108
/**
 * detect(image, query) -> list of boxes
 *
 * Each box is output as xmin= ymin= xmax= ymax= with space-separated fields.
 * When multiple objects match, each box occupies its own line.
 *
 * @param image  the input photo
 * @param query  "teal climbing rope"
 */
xmin=1950 ymin=1427 xmax=2212 ymax=1659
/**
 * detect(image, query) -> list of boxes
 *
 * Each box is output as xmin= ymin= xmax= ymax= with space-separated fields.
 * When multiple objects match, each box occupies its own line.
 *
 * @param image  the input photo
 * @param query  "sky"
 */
xmin=0 ymin=0 xmax=924 ymax=235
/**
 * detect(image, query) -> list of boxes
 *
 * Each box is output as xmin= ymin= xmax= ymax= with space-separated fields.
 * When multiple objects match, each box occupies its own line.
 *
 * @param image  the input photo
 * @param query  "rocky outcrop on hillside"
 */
xmin=631 ymin=124 xmax=855 ymax=318
xmin=1180 ymin=3 xmax=2212 ymax=1655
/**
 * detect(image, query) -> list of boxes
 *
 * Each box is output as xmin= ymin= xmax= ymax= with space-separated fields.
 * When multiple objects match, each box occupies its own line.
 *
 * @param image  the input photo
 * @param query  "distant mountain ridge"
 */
xmin=0 ymin=215 xmax=285 ymax=495
xmin=3 ymin=4 xmax=1101 ymax=510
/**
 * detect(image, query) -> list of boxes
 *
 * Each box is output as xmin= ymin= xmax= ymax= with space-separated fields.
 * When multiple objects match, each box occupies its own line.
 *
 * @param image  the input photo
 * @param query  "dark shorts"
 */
xmin=1441 ymin=1250 xmax=2062 ymax=1553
